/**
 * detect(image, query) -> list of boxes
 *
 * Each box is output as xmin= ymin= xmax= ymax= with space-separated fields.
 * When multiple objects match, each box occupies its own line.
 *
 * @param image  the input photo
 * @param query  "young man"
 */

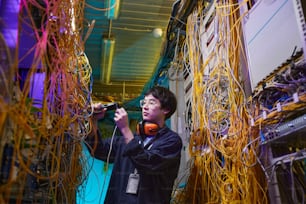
xmin=85 ymin=86 xmax=182 ymax=204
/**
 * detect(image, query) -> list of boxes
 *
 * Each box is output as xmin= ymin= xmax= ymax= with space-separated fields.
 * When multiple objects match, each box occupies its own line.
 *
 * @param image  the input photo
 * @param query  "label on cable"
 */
xmin=293 ymin=92 xmax=299 ymax=103
xmin=262 ymin=111 xmax=267 ymax=120
xmin=250 ymin=118 xmax=255 ymax=126
xmin=126 ymin=172 xmax=140 ymax=194
xmin=277 ymin=103 xmax=281 ymax=112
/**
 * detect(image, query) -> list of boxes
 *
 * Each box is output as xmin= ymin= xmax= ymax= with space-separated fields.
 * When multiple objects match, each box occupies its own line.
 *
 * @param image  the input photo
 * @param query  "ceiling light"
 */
xmin=152 ymin=28 xmax=163 ymax=38
xmin=101 ymin=38 xmax=115 ymax=84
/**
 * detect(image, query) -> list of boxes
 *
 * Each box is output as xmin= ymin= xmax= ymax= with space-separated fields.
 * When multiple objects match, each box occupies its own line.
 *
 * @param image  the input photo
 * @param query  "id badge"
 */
xmin=126 ymin=172 xmax=140 ymax=194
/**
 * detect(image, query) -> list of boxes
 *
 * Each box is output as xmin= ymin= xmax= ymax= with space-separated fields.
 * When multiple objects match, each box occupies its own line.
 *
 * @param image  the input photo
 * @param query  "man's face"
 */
xmin=140 ymin=94 xmax=167 ymax=124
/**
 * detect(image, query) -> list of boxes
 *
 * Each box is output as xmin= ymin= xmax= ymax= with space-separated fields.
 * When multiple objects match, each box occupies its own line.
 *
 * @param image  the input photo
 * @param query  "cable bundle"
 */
xmin=172 ymin=1 xmax=268 ymax=203
xmin=0 ymin=0 xmax=95 ymax=203
xmin=252 ymin=55 xmax=306 ymax=128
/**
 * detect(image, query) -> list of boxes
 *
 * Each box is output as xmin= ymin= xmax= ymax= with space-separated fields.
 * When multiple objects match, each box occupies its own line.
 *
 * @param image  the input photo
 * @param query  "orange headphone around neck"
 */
xmin=136 ymin=121 xmax=159 ymax=136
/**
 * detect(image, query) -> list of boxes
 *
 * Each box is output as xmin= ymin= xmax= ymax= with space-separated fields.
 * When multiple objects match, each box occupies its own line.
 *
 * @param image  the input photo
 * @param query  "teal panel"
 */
xmin=77 ymin=145 xmax=113 ymax=204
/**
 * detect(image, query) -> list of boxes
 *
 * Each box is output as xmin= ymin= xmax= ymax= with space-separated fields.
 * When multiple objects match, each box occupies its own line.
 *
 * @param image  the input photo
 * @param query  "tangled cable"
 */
xmin=0 ymin=0 xmax=98 ymax=203
xmin=172 ymin=1 xmax=268 ymax=203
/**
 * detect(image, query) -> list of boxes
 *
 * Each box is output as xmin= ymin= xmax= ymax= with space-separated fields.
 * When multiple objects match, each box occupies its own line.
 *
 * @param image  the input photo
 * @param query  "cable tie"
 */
xmin=46 ymin=116 xmax=52 ymax=129
xmin=260 ymin=131 xmax=265 ymax=142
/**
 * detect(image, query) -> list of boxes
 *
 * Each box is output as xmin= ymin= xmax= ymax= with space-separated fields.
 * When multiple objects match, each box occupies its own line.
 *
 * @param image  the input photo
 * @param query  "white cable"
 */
xmin=99 ymin=125 xmax=117 ymax=204
xmin=105 ymin=125 xmax=117 ymax=171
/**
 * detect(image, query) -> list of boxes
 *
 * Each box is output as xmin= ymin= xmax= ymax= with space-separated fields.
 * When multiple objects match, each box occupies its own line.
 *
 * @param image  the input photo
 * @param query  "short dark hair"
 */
xmin=144 ymin=86 xmax=177 ymax=119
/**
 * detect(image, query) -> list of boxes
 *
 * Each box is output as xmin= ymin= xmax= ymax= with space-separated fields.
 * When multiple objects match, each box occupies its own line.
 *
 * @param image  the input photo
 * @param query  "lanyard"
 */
xmin=143 ymin=136 xmax=158 ymax=150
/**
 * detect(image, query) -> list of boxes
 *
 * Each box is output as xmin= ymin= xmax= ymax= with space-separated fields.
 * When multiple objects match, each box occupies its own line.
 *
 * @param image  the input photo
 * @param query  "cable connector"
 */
xmin=101 ymin=102 xmax=119 ymax=111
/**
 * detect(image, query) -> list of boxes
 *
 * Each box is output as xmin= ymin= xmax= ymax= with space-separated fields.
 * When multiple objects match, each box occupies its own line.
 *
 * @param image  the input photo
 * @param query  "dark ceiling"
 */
xmin=84 ymin=0 xmax=177 ymax=103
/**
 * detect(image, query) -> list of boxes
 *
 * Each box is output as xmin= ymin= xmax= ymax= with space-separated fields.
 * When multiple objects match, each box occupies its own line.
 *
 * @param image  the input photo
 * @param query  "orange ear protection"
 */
xmin=136 ymin=121 xmax=159 ymax=136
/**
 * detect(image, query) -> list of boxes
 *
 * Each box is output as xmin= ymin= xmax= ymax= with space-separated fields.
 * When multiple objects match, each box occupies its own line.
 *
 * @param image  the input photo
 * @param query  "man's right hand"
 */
xmin=92 ymin=102 xmax=107 ymax=120
xmin=87 ymin=103 xmax=107 ymax=138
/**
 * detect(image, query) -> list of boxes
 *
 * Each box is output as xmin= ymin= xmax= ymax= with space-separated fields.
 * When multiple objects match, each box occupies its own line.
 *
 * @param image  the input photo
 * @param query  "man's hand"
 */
xmin=87 ymin=102 xmax=107 ymax=138
xmin=114 ymin=108 xmax=134 ymax=143
xmin=92 ymin=102 xmax=107 ymax=120
xmin=114 ymin=107 xmax=128 ymax=129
